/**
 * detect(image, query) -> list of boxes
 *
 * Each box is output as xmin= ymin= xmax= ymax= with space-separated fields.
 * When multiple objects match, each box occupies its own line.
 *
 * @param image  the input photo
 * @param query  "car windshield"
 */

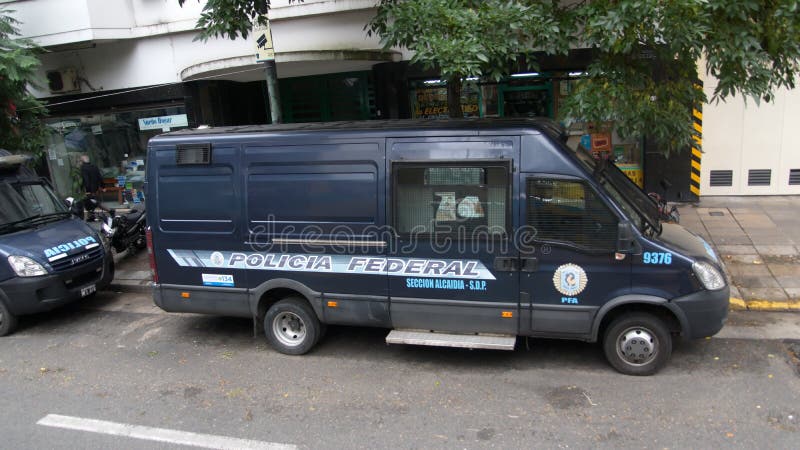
xmin=571 ymin=146 xmax=661 ymax=233
xmin=0 ymin=180 xmax=69 ymax=231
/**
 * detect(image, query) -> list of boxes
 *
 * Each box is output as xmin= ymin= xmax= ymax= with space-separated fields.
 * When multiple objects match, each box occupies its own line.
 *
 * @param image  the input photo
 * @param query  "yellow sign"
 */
xmin=253 ymin=20 xmax=275 ymax=62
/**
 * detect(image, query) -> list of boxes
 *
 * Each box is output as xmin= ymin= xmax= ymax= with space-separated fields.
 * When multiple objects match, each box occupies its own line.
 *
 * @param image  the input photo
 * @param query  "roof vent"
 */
xmin=176 ymin=144 xmax=211 ymax=165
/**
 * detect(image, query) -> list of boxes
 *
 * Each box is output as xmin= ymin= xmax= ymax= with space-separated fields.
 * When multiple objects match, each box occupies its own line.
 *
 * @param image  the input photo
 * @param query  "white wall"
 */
xmin=701 ymin=76 xmax=800 ymax=195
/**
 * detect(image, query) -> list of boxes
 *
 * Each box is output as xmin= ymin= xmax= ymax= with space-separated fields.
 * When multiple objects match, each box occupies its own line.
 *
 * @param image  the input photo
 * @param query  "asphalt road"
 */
xmin=1 ymin=291 xmax=799 ymax=449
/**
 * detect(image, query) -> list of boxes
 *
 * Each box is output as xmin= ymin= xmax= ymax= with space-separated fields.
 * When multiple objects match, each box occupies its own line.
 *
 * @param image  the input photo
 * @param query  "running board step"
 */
xmin=386 ymin=330 xmax=516 ymax=351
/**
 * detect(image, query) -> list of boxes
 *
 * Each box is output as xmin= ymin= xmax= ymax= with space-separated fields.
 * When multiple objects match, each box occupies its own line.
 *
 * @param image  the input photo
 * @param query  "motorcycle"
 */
xmin=647 ymin=192 xmax=680 ymax=224
xmin=65 ymin=196 xmax=146 ymax=254
xmin=102 ymin=207 xmax=147 ymax=254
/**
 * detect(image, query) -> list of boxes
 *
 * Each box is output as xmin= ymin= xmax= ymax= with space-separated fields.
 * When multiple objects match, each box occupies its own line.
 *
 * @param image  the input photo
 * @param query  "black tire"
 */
xmin=0 ymin=300 xmax=18 ymax=337
xmin=603 ymin=312 xmax=672 ymax=376
xmin=264 ymin=297 xmax=320 ymax=355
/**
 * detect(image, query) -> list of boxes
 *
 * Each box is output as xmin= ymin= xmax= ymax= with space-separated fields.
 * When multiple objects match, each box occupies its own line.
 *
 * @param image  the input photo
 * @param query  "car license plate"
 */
xmin=80 ymin=284 xmax=96 ymax=297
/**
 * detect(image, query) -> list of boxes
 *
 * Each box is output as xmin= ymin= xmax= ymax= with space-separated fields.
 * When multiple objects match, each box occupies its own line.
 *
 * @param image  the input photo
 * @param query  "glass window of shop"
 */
xmin=45 ymin=105 xmax=188 ymax=205
xmin=408 ymin=73 xmax=643 ymax=187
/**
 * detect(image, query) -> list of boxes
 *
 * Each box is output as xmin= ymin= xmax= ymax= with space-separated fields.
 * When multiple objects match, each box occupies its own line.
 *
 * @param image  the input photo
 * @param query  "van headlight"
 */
xmin=8 ymin=255 xmax=48 ymax=277
xmin=692 ymin=261 xmax=726 ymax=290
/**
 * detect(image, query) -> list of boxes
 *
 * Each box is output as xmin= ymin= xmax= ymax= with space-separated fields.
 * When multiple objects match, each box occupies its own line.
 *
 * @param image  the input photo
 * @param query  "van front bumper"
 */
xmin=0 ymin=251 xmax=114 ymax=316
xmin=672 ymin=286 xmax=730 ymax=340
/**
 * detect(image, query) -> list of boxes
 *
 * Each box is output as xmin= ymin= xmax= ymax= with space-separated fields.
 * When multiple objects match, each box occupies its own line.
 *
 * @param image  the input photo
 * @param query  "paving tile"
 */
xmin=785 ymin=288 xmax=800 ymax=300
xmin=733 ymin=275 xmax=781 ymax=288
xmin=716 ymin=245 xmax=758 ymax=255
xmin=774 ymin=276 xmax=800 ymax=289
xmin=766 ymin=264 xmax=800 ymax=277
xmin=748 ymin=235 xmax=795 ymax=245
xmin=754 ymin=245 xmax=798 ymax=256
xmin=724 ymin=261 xmax=770 ymax=278
xmin=728 ymin=285 xmax=741 ymax=299
xmin=739 ymin=287 xmax=789 ymax=301
xmin=710 ymin=235 xmax=753 ymax=245
xmin=722 ymin=254 xmax=763 ymax=265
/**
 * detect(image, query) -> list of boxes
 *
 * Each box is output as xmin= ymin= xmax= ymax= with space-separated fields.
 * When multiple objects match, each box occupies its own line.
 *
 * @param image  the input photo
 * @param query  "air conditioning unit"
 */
xmin=46 ymin=68 xmax=80 ymax=94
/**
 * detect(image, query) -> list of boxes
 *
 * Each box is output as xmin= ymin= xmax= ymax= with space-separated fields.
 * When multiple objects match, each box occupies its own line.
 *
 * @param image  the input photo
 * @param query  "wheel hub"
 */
xmin=273 ymin=312 xmax=306 ymax=347
xmin=617 ymin=327 xmax=658 ymax=365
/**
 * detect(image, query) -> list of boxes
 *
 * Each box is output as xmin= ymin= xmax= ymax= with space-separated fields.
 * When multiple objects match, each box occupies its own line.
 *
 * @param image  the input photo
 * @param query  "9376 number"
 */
xmin=643 ymin=252 xmax=672 ymax=265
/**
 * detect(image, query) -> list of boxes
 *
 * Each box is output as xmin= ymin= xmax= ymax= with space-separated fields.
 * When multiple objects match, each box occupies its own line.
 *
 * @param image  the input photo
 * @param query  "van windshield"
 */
xmin=571 ymin=147 xmax=661 ymax=233
xmin=0 ymin=181 xmax=70 ymax=234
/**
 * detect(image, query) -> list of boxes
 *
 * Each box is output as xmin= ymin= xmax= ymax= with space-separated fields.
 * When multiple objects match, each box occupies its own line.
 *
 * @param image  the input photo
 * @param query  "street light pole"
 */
xmin=264 ymin=59 xmax=282 ymax=124
xmin=254 ymin=17 xmax=282 ymax=124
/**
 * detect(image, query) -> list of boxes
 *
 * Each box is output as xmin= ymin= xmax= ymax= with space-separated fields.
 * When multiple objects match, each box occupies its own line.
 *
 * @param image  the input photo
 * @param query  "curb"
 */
xmin=730 ymin=297 xmax=800 ymax=312
xmin=106 ymin=282 xmax=152 ymax=295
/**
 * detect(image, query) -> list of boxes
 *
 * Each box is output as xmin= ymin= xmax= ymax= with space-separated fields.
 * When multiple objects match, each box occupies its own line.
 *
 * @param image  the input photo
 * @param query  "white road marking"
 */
xmin=37 ymin=414 xmax=296 ymax=450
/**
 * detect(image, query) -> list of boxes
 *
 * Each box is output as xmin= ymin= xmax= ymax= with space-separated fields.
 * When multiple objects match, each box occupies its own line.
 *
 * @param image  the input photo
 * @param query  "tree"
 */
xmin=370 ymin=0 xmax=800 ymax=153
xmin=177 ymin=0 xmax=301 ymax=124
xmin=368 ymin=0 xmax=574 ymax=118
xmin=0 ymin=8 xmax=48 ymax=157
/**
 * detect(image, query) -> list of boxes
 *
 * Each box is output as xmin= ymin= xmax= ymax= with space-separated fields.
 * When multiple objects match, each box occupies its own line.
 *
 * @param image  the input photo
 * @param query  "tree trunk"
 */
xmin=447 ymin=77 xmax=463 ymax=118
xmin=264 ymin=59 xmax=283 ymax=124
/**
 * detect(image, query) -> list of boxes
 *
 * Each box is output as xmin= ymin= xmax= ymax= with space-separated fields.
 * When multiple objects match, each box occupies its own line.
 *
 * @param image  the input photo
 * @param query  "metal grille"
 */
xmin=176 ymin=144 xmax=211 ymax=165
xmin=789 ymin=169 xmax=800 ymax=186
xmin=748 ymin=169 xmax=771 ymax=186
xmin=709 ymin=170 xmax=733 ymax=187
xmin=49 ymin=246 xmax=104 ymax=272
xmin=526 ymin=178 xmax=617 ymax=251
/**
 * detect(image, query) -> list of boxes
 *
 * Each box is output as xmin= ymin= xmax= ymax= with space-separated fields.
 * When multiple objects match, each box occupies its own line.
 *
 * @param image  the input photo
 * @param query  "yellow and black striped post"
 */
xmin=690 ymin=82 xmax=703 ymax=199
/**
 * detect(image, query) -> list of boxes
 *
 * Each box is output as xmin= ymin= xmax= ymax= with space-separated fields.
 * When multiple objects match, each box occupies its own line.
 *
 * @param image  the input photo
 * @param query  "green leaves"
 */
xmin=179 ymin=0 xmax=299 ymax=41
xmin=0 ymin=8 xmax=48 ymax=158
xmin=368 ymin=0 xmax=571 ymax=83
xmin=181 ymin=0 xmax=800 ymax=154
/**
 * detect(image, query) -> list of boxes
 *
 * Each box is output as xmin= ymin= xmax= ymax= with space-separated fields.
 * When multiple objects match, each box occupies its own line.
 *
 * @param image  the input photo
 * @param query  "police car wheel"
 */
xmin=0 ymin=300 xmax=18 ymax=337
xmin=264 ymin=297 xmax=319 ymax=355
xmin=603 ymin=313 xmax=672 ymax=376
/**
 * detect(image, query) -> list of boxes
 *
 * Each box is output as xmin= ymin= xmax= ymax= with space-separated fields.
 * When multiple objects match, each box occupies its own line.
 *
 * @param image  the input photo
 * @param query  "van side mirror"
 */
xmin=616 ymin=221 xmax=639 ymax=254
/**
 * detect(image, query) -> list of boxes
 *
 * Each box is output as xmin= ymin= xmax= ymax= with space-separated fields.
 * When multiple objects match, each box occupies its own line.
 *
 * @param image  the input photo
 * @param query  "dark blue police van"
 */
xmin=0 ymin=151 xmax=114 ymax=336
xmin=146 ymin=119 xmax=729 ymax=375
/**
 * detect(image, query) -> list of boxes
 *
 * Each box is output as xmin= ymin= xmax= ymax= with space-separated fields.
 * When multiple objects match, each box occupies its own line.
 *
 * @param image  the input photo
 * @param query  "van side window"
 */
xmin=526 ymin=178 xmax=617 ymax=251
xmin=394 ymin=164 xmax=508 ymax=238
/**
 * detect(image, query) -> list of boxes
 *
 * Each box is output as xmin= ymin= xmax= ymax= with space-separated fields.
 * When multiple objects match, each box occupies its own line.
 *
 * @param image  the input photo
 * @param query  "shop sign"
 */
xmin=138 ymin=114 xmax=188 ymax=131
xmin=253 ymin=18 xmax=275 ymax=62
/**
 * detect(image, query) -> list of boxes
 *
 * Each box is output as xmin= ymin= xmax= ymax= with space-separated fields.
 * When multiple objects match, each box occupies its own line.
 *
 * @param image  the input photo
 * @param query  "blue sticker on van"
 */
xmin=168 ymin=249 xmax=497 ymax=280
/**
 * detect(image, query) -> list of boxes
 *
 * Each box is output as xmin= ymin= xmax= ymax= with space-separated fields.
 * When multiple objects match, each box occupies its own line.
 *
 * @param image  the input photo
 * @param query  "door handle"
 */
xmin=521 ymin=257 xmax=538 ymax=272
xmin=493 ymin=257 xmax=518 ymax=272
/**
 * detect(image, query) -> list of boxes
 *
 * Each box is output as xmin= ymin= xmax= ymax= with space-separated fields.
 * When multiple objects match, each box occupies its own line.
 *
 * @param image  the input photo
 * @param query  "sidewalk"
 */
xmin=109 ymin=250 xmax=152 ymax=293
xmin=679 ymin=196 xmax=800 ymax=311
xmin=108 ymin=196 xmax=800 ymax=311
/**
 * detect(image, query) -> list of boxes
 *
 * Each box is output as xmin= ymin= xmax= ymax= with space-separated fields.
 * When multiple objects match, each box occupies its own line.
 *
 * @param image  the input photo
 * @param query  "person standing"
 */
xmin=79 ymin=154 xmax=107 ymax=219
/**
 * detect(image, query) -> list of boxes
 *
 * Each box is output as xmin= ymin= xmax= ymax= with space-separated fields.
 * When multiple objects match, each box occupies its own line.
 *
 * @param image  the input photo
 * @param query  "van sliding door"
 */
xmin=387 ymin=137 xmax=520 ymax=334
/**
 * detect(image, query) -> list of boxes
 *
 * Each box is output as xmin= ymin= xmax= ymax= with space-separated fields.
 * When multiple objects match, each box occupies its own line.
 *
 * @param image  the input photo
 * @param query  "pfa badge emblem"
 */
xmin=210 ymin=251 xmax=225 ymax=267
xmin=553 ymin=263 xmax=588 ymax=296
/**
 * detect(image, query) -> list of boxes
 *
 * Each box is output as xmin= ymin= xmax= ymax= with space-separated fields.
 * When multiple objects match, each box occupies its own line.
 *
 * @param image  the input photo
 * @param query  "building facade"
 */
xmin=12 ymin=0 xmax=795 ymax=200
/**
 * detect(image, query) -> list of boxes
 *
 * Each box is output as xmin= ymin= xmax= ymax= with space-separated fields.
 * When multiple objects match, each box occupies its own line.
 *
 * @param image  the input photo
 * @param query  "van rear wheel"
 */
xmin=0 ymin=300 xmax=18 ymax=337
xmin=603 ymin=312 xmax=672 ymax=376
xmin=264 ymin=297 xmax=319 ymax=355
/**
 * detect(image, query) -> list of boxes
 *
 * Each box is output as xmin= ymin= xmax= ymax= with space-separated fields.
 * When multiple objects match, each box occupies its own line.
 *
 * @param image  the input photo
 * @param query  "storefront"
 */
xmin=41 ymin=85 xmax=189 ymax=204
xmin=408 ymin=72 xmax=644 ymax=187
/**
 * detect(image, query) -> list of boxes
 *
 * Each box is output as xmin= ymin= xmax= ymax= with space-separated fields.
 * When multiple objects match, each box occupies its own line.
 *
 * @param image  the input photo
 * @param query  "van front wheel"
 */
xmin=0 ymin=300 xmax=18 ymax=337
xmin=603 ymin=313 xmax=672 ymax=376
xmin=264 ymin=297 xmax=319 ymax=355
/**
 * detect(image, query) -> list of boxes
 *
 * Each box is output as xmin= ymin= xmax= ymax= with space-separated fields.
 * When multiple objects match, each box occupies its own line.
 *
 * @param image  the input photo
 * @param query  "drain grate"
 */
xmin=709 ymin=211 xmax=725 ymax=216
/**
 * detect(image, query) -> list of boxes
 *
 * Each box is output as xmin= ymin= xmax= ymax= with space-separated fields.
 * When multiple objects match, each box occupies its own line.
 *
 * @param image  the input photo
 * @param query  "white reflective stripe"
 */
xmin=36 ymin=414 xmax=296 ymax=450
xmin=85 ymin=243 xmax=100 ymax=250
xmin=48 ymin=253 xmax=68 ymax=262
